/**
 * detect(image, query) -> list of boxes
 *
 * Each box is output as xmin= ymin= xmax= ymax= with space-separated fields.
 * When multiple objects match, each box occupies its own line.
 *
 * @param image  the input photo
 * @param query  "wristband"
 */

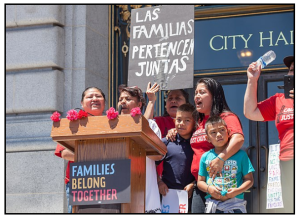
xmin=217 ymin=156 xmax=225 ymax=162
xmin=206 ymin=185 xmax=210 ymax=193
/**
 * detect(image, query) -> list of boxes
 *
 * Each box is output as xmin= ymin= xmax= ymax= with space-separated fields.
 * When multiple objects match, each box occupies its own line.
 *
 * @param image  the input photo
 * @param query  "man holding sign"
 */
xmin=128 ymin=5 xmax=194 ymax=92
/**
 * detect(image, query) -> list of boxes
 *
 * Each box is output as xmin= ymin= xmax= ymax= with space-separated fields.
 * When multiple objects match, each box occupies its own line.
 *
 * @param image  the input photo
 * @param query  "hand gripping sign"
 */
xmin=161 ymin=189 xmax=188 ymax=213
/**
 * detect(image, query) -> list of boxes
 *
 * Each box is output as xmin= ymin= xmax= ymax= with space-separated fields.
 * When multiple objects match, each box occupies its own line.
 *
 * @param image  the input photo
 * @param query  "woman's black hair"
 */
xmin=196 ymin=78 xmax=232 ymax=122
xmin=120 ymin=86 xmax=146 ymax=111
xmin=163 ymin=89 xmax=190 ymax=117
xmin=81 ymin=87 xmax=106 ymax=102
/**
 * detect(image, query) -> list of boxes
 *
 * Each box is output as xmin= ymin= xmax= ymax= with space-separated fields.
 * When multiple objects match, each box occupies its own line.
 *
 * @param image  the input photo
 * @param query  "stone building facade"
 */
xmin=5 ymin=4 xmax=295 ymax=214
xmin=6 ymin=5 xmax=109 ymax=213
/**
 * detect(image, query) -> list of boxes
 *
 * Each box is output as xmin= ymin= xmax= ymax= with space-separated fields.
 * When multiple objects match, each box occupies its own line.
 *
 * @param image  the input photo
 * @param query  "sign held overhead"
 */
xmin=128 ymin=5 xmax=194 ymax=92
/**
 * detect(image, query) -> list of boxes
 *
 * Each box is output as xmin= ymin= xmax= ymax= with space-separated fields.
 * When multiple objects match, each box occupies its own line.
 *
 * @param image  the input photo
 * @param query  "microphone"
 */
xmin=118 ymin=105 xmax=122 ymax=114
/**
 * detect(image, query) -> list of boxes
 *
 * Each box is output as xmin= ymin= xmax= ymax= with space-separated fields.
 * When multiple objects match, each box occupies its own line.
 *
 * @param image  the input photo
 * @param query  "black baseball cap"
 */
xmin=283 ymin=56 xmax=294 ymax=68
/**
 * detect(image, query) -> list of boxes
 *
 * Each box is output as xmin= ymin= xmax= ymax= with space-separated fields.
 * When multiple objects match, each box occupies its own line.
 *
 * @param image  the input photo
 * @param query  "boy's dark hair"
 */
xmin=205 ymin=116 xmax=227 ymax=134
xmin=177 ymin=103 xmax=197 ymax=122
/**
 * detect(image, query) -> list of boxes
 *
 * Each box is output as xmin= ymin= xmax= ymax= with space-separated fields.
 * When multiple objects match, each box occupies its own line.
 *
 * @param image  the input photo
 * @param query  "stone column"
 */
xmin=5 ymin=5 xmax=109 ymax=213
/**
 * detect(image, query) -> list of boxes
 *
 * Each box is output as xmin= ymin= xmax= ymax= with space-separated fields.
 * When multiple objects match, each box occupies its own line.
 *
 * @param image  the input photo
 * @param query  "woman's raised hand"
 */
xmin=247 ymin=62 xmax=261 ymax=81
xmin=146 ymin=82 xmax=160 ymax=102
xmin=144 ymin=82 xmax=160 ymax=120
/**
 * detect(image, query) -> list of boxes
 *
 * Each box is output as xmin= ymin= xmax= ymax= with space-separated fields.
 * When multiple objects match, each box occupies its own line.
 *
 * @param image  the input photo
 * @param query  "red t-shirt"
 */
xmin=190 ymin=112 xmax=244 ymax=180
xmin=54 ymin=144 xmax=73 ymax=184
xmin=153 ymin=116 xmax=175 ymax=177
xmin=154 ymin=116 xmax=175 ymax=138
xmin=257 ymin=93 xmax=294 ymax=161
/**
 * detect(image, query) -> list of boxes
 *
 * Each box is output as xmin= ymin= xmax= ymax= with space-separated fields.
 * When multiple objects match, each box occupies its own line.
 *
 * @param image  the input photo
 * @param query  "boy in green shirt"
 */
xmin=197 ymin=116 xmax=254 ymax=213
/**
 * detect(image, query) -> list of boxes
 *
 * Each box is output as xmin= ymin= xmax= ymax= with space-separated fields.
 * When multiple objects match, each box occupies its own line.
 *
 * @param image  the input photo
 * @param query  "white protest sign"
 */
xmin=266 ymin=144 xmax=284 ymax=209
xmin=161 ymin=189 xmax=188 ymax=213
xmin=128 ymin=5 xmax=194 ymax=92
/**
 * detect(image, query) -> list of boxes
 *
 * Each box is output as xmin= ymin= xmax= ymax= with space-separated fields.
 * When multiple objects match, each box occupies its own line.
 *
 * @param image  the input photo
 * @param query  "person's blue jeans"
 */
xmin=216 ymin=209 xmax=243 ymax=213
xmin=66 ymin=182 xmax=72 ymax=213
xmin=191 ymin=185 xmax=206 ymax=213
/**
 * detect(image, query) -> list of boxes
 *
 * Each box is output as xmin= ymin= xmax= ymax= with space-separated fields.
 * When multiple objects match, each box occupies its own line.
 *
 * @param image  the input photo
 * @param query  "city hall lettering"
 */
xmin=210 ymin=30 xmax=294 ymax=51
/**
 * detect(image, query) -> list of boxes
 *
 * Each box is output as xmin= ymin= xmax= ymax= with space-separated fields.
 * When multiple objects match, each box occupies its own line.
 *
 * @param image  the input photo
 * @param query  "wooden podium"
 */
xmin=51 ymin=115 xmax=167 ymax=213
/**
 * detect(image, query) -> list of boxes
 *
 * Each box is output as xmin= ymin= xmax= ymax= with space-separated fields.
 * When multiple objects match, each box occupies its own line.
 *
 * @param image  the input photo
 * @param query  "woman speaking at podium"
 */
xmin=118 ymin=86 xmax=162 ymax=213
xmin=54 ymin=87 xmax=106 ymax=213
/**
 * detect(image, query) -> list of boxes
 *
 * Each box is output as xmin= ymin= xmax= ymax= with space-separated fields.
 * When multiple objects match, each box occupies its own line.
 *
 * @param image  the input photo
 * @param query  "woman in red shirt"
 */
xmin=167 ymin=78 xmax=244 ymax=213
xmin=190 ymin=78 xmax=244 ymax=213
xmin=54 ymin=87 xmax=106 ymax=213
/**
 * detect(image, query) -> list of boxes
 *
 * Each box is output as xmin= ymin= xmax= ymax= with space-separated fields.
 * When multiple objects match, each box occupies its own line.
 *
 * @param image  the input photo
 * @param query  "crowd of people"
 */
xmin=54 ymin=56 xmax=294 ymax=213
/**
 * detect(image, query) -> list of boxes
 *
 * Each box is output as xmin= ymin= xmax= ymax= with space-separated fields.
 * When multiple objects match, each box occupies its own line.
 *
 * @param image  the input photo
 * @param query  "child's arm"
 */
xmin=226 ymin=172 xmax=254 ymax=199
xmin=183 ymin=181 xmax=195 ymax=198
xmin=157 ymin=177 xmax=169 ymax=196
xmin=197 ymin=175 xmax=222 ymax=200
xmin=197 ymin=175 xmax=209 ymax=193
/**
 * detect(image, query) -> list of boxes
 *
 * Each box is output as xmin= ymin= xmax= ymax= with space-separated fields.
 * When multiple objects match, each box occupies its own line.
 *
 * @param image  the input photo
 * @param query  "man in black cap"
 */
xmin=284 ymin=56 xmax=295 ymax=98
xmin=283 ymin=55 xmax=294 ymax=70
xmin=244 ymin=55 xmax=294 ymax=213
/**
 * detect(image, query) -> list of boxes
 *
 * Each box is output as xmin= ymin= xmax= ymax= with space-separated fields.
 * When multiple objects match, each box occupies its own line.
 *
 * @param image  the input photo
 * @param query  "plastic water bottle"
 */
xmin=253 ymin=50 xmax=276 ymax=71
